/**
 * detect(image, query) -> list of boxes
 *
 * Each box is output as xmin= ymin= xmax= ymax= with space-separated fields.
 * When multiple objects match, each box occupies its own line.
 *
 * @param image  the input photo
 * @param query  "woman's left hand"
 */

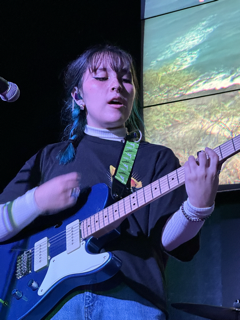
xmin=184 ymin=147 xmax=220 ymax=208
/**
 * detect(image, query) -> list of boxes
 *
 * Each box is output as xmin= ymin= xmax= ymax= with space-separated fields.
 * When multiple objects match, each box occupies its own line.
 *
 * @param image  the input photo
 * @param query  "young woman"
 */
xmin=0 ymin=44 xmax=219 ymax=320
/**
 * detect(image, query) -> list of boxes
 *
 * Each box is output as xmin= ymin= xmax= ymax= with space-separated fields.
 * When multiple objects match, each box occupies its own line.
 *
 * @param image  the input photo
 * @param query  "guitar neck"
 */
xmin=81 ymin=134 xmax=240 ymax=239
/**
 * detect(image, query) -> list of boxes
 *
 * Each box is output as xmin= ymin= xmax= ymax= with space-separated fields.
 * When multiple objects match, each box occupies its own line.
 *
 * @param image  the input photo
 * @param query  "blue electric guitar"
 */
xmin=0 ymin=135 xmax=239 ymax=319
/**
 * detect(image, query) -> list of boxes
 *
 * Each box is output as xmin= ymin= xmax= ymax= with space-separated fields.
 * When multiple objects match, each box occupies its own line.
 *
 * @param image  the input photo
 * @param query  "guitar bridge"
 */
xmin=16 ymin=250 xmax=32 ymax=279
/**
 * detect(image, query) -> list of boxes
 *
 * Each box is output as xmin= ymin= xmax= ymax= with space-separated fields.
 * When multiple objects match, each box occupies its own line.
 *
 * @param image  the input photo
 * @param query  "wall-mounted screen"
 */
xmin=142 ymin=0 xmax=217 ymax=19
xmin=143 ymin=0 xmax=240 ymax=107
xmin=143 ymin=90 xmax=240 ymax=191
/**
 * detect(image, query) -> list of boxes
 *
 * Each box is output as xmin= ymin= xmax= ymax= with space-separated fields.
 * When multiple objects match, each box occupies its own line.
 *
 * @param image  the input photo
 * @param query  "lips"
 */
xmin=108 ymin=96 xmax=125 ymax=106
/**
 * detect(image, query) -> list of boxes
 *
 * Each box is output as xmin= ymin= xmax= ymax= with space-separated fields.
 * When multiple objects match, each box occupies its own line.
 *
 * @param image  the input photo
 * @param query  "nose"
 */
xmin=111 ymin=77 xmax=122 ymax=92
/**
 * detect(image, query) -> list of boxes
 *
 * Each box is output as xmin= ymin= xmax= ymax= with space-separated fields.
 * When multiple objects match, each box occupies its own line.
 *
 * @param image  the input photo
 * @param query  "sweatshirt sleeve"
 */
xmin=0 ymin=187 xmax=43 ymax=241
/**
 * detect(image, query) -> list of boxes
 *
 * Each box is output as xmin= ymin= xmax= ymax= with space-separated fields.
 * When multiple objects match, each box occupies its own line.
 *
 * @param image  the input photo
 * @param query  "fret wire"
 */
xmin=121 ymin=199 xmax=126 ymax=218
xmin=122 ymin=197 xmax=126 ymax=217
xmin=107 ymin=206 xmax=110 ymax=226
xmin=108 ymin=205 xmax=113 ymax=224
xmin=123 ymin=195 xmax=128 ymax=215
xmin=176 ymin=169 xmax=180 ymax=184
xmin=129 ymin=193 xmax=133 ymax=212
xmin=118 ymin=199 xmax=122 ymax=218
xmin=117 ymin=200 xmax=120 ymax=219
xmin=233 ymin=135 xmax=240 ymax=151
xmin=123 ymin=199 xmax=127 ymax=217
xmin=101 ymin=209 xmax=105 ymax=229
xmin=218 ymin=144 xmax=223 ymax=160
xmin=96 ymin=211 xmax=100 ymax=231
xmin=98 ymin=209 xmax=104 ymax=230
xmin=150 ymin=182 xmax=154 ymax=199
xmin=111 ymin=203 xmax=117 ymax=221
xmin=167 ymin=175 xmax=171 ymax=190
xmin=124 ymin=197 xmax=129 ymax=216
xmin=92 ymin=215 xmax=96 ymax=233
xmin=100 ymin=209 xmax=104 ymax=227
xmin=220 ymin=140 xmax=235 ymax=157
xmin=143 ymin=185 xmax=147 ymax=204
xmin=88 ymin=216 xmax=92 ymax=235
xmin=113 ymin=202 xmax=118 ymax=221
xmin=135 ymin=189 xmax=140 ymax=207
xmin=232 ymin=137 xmax=236 ymax=152
xmin=157 ymin=176 xmax=162 ymax=194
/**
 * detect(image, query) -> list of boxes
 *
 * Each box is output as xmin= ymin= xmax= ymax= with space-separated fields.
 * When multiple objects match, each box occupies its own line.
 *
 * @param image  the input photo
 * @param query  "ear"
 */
xmin=71 ymin=87 xmax=85 ymax=110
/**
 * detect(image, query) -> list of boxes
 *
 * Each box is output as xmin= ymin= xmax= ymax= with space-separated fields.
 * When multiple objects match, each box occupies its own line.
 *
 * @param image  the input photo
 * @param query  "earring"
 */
xmin=79 ymin=104 xmax=84 ymax=110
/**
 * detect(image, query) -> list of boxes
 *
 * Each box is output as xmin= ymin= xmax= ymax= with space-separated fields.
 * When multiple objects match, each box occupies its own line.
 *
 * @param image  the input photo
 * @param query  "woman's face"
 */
xmin=78 ymin=58 xmax=136 ymax=130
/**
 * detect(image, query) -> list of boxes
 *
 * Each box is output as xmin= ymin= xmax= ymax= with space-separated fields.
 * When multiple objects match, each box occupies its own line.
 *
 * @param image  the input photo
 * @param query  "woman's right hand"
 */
xmin=34 ymin=172 xmax=81 ymax=213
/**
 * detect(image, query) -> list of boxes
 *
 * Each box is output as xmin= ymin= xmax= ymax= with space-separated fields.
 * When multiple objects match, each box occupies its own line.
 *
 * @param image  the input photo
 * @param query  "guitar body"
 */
xmin=1 ymin=133 xmax=239 ymax=319
xmin=0 ymin=183 xmax=122 ymax=320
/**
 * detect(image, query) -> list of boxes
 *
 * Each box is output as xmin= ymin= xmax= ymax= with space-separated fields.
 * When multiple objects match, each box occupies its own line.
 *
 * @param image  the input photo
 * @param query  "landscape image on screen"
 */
xmin=143 ymin=90 xmax=240 ymax=188
xmin=143 ymin=0 xmax=216 ymax=19
xmin=143 ymin=0 xmax=240 ymax=107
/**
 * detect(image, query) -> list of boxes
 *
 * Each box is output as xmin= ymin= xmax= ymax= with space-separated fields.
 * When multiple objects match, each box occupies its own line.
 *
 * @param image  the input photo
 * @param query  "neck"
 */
xmin=84 ymin=125 xmax=127 ymax=142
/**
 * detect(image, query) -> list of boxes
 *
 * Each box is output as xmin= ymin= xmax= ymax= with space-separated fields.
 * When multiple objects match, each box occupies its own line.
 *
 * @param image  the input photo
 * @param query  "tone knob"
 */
xmin=28 ymin=280 xmax=39 ymax=291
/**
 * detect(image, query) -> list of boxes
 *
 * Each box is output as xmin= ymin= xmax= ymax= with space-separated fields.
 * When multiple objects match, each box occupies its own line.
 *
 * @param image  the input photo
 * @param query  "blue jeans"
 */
xmin=49 ymin=283 xmax=166 ymax=320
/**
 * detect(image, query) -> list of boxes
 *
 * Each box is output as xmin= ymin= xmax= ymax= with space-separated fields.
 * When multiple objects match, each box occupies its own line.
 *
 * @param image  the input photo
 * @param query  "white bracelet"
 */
xmin=181 ymin=199 xmax=214 ymax=222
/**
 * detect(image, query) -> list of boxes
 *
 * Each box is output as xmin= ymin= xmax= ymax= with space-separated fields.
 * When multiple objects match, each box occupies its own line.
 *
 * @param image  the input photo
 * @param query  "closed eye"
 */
xmin=122 ymin=78 xmax=132 ymax=83
xmin=94 ymin=77 xmax=132 ymax=84
xmin=94 ymin=77 xmax=108 ymax=81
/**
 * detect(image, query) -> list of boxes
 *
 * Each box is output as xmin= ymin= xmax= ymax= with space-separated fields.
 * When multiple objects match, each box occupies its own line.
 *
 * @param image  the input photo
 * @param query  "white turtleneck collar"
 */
xmin=84 ymin=125 xmax=127 ymax=142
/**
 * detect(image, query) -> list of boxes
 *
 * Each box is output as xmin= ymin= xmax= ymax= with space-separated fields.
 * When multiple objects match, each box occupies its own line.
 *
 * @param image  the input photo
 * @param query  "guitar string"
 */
xmin=83 ymin=168 xmax=186 ymax=238
xmin=25 ymin=153 xmax=222 ymax=259
xmin=24 ymin=137 xmax=239 ymax=260
xmin=26 ymin=169 xmax=185 ymax=258
xmin=81 ymin=135 xmax=240 ymax=238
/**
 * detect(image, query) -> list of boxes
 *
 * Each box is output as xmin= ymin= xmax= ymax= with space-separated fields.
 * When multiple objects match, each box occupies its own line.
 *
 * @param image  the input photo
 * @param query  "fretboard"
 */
xmin=81 ymin=134 xmax=240 ymax=239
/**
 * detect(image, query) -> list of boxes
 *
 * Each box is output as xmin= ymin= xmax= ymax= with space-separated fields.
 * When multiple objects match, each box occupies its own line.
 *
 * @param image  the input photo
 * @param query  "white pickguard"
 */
xmin=38 ymin=241 xmax=110 ymax=296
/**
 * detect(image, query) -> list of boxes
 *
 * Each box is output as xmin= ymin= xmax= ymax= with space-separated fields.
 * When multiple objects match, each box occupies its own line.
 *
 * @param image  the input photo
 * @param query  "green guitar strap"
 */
xmin=111 ymin=140 xmax=140 ymax=200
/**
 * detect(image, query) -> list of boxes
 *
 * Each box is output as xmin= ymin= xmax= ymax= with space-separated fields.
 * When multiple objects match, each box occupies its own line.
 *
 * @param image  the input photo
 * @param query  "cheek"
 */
xmin=82 ymin=83 xmax=101 ymax=104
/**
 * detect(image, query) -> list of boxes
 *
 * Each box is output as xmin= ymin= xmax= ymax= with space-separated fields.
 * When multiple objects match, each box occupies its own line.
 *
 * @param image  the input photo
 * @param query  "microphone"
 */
xmin=0 ymin=77 xmax=20 ymax=102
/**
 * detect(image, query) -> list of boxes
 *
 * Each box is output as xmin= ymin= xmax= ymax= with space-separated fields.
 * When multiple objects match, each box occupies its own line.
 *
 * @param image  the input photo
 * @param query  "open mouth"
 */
xmin=109 ymin=99 xmax=123 ymax=105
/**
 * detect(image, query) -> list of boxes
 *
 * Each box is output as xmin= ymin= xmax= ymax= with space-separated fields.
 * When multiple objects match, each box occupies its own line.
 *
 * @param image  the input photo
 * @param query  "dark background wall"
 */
xmin=0 ymin=0 xmax=141 ymax=191
xmin=166 ymin=190 xmax=240 ymax=320
xmin=1 ymin=2 xmax=240 ymax=320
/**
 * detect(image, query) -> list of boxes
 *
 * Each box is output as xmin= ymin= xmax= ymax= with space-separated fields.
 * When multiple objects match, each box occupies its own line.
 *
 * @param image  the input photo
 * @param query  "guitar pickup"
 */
xmin=66 ymin=219 xmax=81 ymax=254
xmin=34 ymin=237 xmax=49 ymax=272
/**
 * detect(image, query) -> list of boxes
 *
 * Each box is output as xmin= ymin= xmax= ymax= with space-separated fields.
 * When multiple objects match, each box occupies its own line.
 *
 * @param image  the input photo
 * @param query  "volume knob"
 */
xmin=12 ymin=289 xmax=23 ymax=300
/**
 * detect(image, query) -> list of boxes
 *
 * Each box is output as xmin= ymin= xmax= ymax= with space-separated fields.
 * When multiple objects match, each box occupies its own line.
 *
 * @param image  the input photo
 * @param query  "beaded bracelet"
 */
xmin=181 ymin=203 xmax=211 ymax=222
